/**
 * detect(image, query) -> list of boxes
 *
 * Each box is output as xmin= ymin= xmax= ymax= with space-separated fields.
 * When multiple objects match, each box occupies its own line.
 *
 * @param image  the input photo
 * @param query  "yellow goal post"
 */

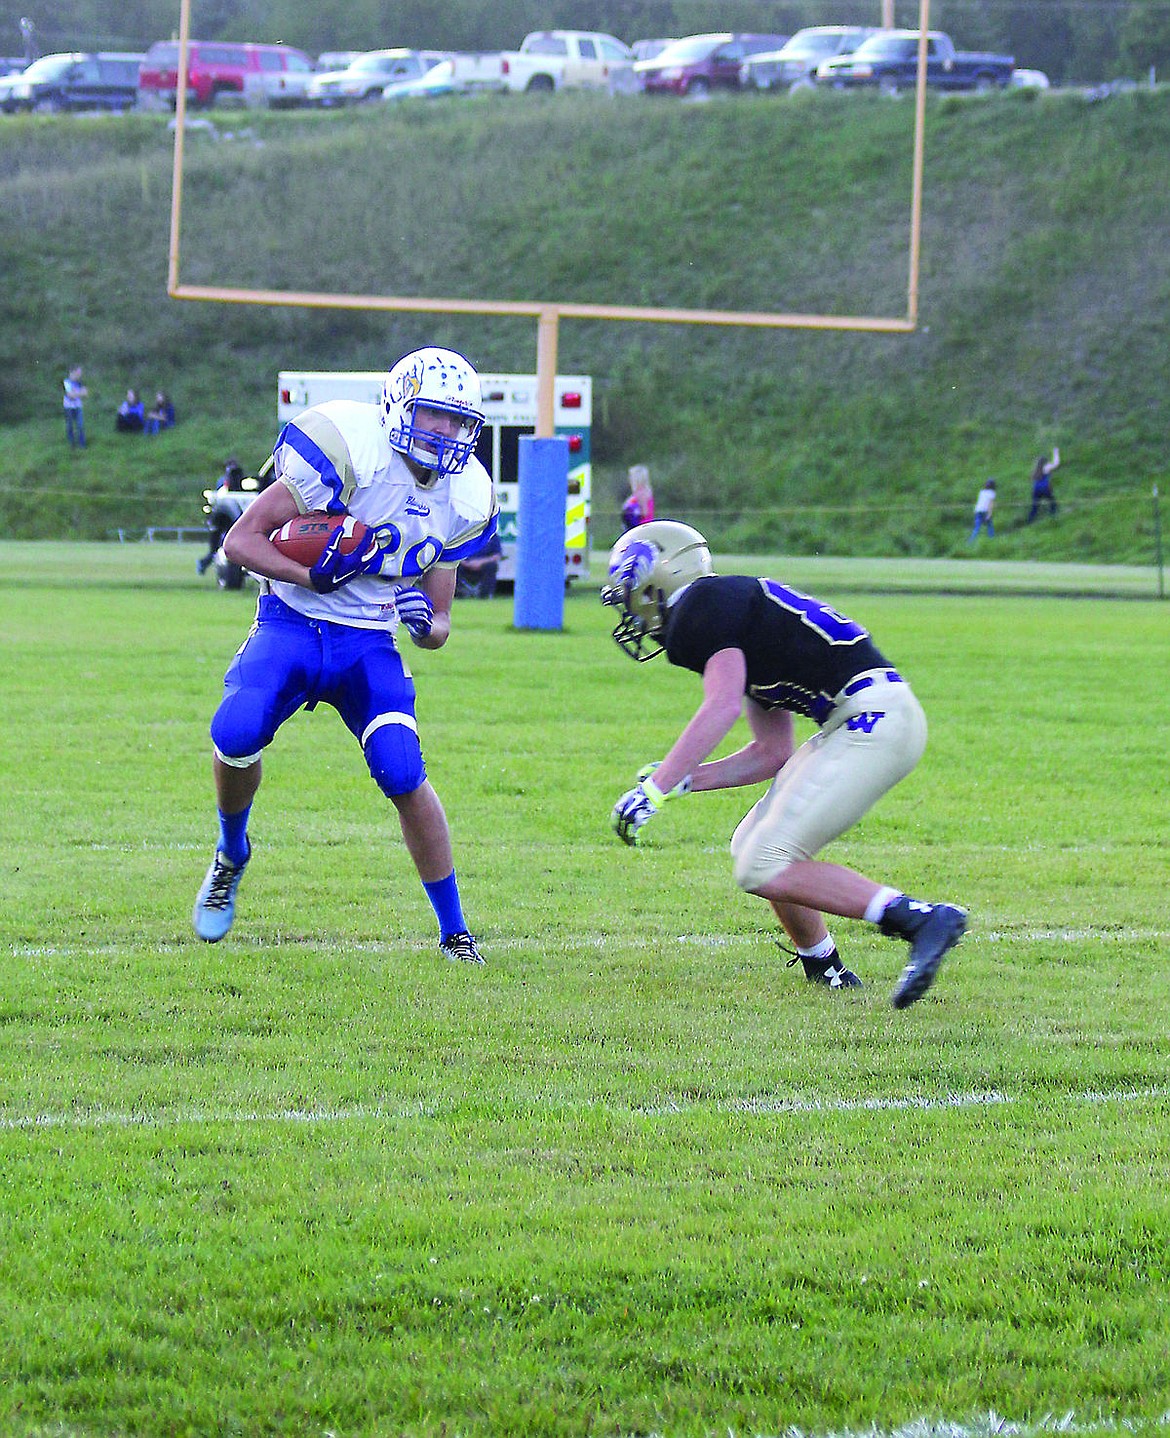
xmin=166 ymin=0 xmax=934 ymax=435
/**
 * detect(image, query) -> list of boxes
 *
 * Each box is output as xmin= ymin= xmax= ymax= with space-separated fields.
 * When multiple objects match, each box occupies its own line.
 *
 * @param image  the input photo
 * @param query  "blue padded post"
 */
xmin=513 ymin=435 xmax=569 ymax=631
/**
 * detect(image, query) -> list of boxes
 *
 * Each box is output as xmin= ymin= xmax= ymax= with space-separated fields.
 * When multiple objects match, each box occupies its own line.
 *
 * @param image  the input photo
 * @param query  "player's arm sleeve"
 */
xmin=664 ymin=584 xmax=742 ymax=676
xmin=434 ymin=467 xmax=499 ymax=570
xmin=272 ymin=412 xmax=358 ymax=515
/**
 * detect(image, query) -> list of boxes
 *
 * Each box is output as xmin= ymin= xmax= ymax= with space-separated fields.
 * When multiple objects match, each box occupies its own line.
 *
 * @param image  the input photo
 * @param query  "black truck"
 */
xmin=817 ymin=30 xmax=1014 ymax=94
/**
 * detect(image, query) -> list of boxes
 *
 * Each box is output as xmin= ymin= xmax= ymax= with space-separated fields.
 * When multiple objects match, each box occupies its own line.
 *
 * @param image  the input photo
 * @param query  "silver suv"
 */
xmin=739 ymin=26 xmax=877 ymax=92
xmin=306 ymin=49 xmax=450 ymax=105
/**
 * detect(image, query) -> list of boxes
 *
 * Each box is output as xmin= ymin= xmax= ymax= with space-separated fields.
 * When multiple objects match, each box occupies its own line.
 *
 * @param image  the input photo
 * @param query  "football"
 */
xmin=269 ymin=512 xmax=373 ymax=567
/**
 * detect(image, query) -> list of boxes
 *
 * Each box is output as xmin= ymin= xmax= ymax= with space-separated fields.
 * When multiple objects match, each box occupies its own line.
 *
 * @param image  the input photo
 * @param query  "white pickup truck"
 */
xmin=449 ymin=30 xmax=635 ymax=94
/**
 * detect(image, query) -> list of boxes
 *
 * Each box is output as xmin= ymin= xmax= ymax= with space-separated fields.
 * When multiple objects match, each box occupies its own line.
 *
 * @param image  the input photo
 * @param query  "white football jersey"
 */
xmin=262 ymin=400 xmax=497 ymax=630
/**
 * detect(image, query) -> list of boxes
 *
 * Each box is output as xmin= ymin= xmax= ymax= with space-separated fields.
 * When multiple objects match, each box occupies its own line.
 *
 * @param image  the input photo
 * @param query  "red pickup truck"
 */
xmin=137 ymin=39 xmax=313 ymax=109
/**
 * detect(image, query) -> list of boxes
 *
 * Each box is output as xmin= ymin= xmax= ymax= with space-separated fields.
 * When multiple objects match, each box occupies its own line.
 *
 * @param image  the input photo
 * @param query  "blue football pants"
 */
xmin=210 ymin=595 xmax=425 ymax=798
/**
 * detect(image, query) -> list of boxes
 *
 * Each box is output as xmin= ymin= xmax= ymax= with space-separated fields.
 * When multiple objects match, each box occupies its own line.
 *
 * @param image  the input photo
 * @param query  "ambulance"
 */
xmin=276 ymin=371 xmax=593 ymax=583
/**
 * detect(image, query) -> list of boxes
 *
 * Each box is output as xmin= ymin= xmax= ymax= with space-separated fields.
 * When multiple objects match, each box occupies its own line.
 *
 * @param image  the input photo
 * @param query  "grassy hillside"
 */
xmin=1 ymin=85 xmax=1168 ymax=562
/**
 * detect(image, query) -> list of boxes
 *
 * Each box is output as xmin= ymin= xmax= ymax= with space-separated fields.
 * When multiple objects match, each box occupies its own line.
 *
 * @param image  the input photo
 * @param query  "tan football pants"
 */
xmin=730 ymin=672 xmax=928 ymax=891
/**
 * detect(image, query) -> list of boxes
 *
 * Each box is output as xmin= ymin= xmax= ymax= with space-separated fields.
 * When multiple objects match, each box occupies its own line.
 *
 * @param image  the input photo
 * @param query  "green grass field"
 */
xmin=1 ymin=543 xmax=1167 ymax=1436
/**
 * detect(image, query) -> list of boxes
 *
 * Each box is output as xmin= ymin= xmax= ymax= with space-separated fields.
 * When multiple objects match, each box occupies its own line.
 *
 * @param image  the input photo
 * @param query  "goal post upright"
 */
xmin=907 ymin=0 xmax=932 ymax=328
xmin=165 ymin=0 xmax=194 ymax=295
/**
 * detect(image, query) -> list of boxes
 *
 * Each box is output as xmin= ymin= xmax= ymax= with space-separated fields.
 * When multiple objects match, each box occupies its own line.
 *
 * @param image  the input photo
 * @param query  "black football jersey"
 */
xmin=663 ymin=575 xmax=891 ymax=723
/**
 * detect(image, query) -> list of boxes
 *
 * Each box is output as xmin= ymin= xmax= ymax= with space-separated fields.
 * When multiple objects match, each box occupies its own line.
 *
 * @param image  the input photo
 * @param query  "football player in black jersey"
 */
xmin=601 ymin=521 xmax=966 ymax=1010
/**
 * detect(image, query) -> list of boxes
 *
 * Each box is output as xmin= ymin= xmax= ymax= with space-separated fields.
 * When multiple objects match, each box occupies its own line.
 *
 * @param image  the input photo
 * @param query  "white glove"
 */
xmin=393 ymin=585 xmax=434 ymax=638
xmin=613 ymin=765 xmax=693 ymax=844
xmin=612 ymin=783 xmax=661 ymax=846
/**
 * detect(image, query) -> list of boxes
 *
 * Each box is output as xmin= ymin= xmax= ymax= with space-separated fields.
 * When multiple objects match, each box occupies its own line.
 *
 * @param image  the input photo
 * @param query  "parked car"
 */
xmin=739 ymin=26 xmax=877 ymax=92
xmin=306 ymin=49 xmax=449 ymax=105
xmin=816 ymin=30 xmax=1014 ymax=94
xmin=497 ymin=31 xmax=635 ymax=94
xmin=636 ymin=32 xmax=788 ymax=97
xmin=426 ymin=32 xmax=634 ymax=97
xmin=381 ymin=59 xmax=464 ymax=102
xmin=0 ymin=65 xmax=28 ymax=111
xmin=314 ymin=50 xmax=362 ymax=73
xmin=631 ymin=38 xmax=678 ymax=65
xmin=137 ymin=40 xmax=314 ymax=110
xmin=443 ymin=52 xmax=510 ymax=94
xmin=1010 ymin=68 xmax=1050 ymax=89
xmin=1 ymin=51 xmax=144 ymax=113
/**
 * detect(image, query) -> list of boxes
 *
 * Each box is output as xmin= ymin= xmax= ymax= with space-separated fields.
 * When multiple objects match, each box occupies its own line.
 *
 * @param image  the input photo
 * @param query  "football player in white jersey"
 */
xmin=193 ymin=347 xmax=497 ymax=964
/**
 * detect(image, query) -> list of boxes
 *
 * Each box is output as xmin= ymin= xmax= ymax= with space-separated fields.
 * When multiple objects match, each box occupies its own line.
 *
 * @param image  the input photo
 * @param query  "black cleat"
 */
xmin=439 ymin=931 xmax=485 ymax=965
xmin=788 ymin=947 xmax=863 ymax=989
xmin=882 ymin=898 xmax=967 ymax=1009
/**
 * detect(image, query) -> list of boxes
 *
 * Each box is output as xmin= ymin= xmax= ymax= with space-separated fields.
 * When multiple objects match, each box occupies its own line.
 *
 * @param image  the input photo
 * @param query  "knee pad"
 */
xmin=213 ymin=743 xmax=263 ymax=768
xmin=363 ymin=712 xmax=425 ymax=798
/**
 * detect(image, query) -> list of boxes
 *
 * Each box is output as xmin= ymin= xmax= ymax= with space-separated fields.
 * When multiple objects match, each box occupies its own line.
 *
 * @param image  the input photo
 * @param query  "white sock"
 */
xmin=864 ymin=887 xmax=903 ymax=925
xmin=797 ymin=934 xmax=837 ymax=961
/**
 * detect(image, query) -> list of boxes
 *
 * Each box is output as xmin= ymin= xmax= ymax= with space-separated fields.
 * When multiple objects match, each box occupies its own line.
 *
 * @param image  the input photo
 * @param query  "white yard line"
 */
xmin=10 ymin=924 xmax=1170 ymax=961
xmin=758 ymin=1411 xmax=1170 ymax=1438
xmin=0 ymin=1084 xmax=1166 ymax=1134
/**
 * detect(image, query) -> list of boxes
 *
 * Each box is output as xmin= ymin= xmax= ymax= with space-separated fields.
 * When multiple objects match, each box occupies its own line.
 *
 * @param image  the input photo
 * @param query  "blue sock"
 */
xmin=423 ymin=872 xmax=466 ymax=940
xmin=217 ymin=805 xmax=252 ymax=867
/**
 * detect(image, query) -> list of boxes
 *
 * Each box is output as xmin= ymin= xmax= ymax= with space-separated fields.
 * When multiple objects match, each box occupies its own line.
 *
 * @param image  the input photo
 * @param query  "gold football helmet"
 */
xmin=601 ymin=520 xmax=713 ymax=660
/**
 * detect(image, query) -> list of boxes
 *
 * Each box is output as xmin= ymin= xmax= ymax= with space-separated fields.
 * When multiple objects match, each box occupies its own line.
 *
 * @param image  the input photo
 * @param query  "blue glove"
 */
xmin=612 ymin=782 xmax=661 ymax=846
xmin=393 ymin=585 xmax=434 ymax=638
xmin=309 ymin=527 xmax=384 ymax=593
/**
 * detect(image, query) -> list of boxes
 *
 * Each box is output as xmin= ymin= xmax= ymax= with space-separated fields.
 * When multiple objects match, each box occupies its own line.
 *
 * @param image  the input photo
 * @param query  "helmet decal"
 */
xmin=611 ymin=537 xmax=658 ymax=590
xmin=394 ymin=363 xmax=424 ymax=405
xmin=380 ymin=347 xmax=485 ymax=480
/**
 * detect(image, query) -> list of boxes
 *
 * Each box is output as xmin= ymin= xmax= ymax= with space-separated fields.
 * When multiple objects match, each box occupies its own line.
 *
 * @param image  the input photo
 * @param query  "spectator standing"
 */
xmin=191 ymin=346 xmax=498 ymax=967
xmin=115 ymin=389 xmax=145 ymax=433
xmin=970 ymin=479 xmax=996 ymax=541
xmin=144 ymin=391 xmax=175 ymax=435
xmin=63 ymin=365 xmax=87 ymax=448
xmin=1026 ymin=447 xmax=1060 ymax=522
xmin=601 ymin=520 xmax=967 ymax=1008
xmin=621 ymin=464 xmax=655 ymax=530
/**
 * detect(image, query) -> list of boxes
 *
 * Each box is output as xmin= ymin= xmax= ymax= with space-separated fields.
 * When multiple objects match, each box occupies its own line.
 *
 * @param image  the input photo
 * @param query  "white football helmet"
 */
xmin=381 ymin=347 xmax=485 ymax=482
xmin=601 ymin=520 xmax=714 ymax=660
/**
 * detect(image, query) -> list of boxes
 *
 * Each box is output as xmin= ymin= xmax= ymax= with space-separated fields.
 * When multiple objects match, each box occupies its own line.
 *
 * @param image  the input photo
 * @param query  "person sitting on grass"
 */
xmin=144 ymin=391 xmax=175 ymax=436
xmin=115 ymin=389 xmax=145 ymax=433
